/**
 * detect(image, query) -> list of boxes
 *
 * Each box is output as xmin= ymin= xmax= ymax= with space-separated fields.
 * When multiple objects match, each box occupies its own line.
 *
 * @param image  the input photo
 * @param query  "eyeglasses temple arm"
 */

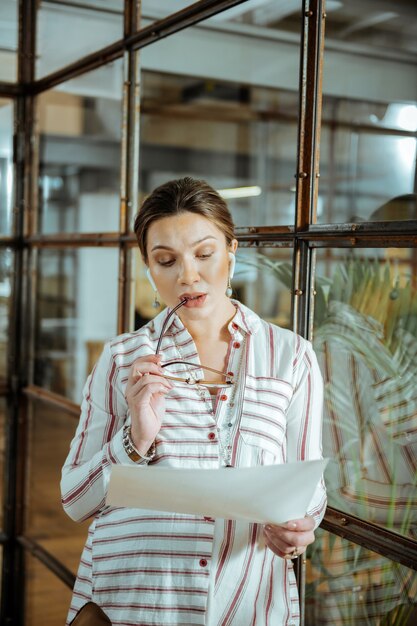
xmin=155 ymin=298 xmax=188 ymax=355
xmin=161 ymin=360 xmax=232 ymax=379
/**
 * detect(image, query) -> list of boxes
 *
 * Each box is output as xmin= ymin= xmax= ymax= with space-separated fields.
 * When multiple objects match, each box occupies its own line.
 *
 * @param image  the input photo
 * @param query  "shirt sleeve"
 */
xmin=318 ymin=345 xmax=417 ymax=525
xmin=372 ymin=329 xmax=417 ymax=445
xmin=60 ymin=342 xmax=140 ymax=523
xmin=286 ymin=339 xmax=327 ymax=529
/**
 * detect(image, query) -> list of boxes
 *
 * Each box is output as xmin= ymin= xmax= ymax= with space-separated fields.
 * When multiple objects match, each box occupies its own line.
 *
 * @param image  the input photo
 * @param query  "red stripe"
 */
xmin=94 ymin=567 xmax=210 ymax=577
xmin=251 ymin=548 xmax=268 ymax=626
xmin=153 ymin=453 xmax=219 ymax=462
xmin=241 ymin=412 xmax=285 ymax=431
xmin=91 ymin=550 xmax=211 ymax=561
xmin=215 ymin=520 xmax=235 ymax=588
xmin=62 ymin=463 xmax=103 ymax=505
xmin=73 ymin=365 xmax=96 ymax=464
xmin=246 ymin=374 xmax=292 ymax=389
xmin=97 ymin=514 xmax=206 ymax=527
xmin=94 ymin=585 xmax=207 ymax=595
xmin=265 ymin=557 xmax=274 ymax=624
xmin=269 ymin=325 xmax=274 ymax=375
xmin=100 ymin=602 xmax=205 ymax=613
xmin=93 ymin=532 xmax=213 ymax=545
xmin=240 ymin=427 xmax=282 ymax=446
xmin=220 ymin=523 xmax=259 ymax=625
xmin=300 ymin=353 xmax=311 ymax=459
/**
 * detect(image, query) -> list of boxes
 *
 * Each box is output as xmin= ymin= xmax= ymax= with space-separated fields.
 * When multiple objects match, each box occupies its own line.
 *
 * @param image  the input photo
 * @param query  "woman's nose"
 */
xmin=178 ymin=258 xmax=199 ymax=285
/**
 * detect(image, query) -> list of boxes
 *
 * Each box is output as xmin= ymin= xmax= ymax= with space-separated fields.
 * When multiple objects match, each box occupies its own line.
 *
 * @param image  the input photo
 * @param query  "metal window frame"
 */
xmin=0 ymin=0 xmax=416 ymax=624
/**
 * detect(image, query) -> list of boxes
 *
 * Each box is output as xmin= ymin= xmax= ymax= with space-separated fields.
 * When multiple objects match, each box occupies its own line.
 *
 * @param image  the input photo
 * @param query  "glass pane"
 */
xmin=130 ymin=245 xmax=293 ymax=331
xmin=0 ymin=0 xmax=17 ymax=82
xmin=25 ymin=552 xmax=73 ymax=626
xmin=306 ymin=529 xmax=417 ymax=626
xmin=36 ymin=0 xmax=123 ymax=78
xmin=139 ymin=13 xmax=301 ymax=227
xmin=324 ymin=0 xmax=416 ymax=56
xmin=38 ymin=61 xmax=123 ymax=234
xmin=139 ymin=73 xmax=299 ymax=227
xmin=25 ymin=401 xmax=90 ymax=574
xmin=319 ymin=121 xmax=417 ymax=223
xmin=0 ymin=99 xmax=14 ymax=236
xmin=313 ymin=248 xmax=417 ymax=539
xmin=142 ymin=0 xmax=196 ymax=22
xmin=320 ymin=0 xmax=417 ymax=223
xmin=143 ymin=0 xmax=303 ymax=35
xmin=34 ymin=247 xmax=119 ymax=403
xmin=0 ymin=248 xmax=12 ymax=380
xmin=206 ymin=0 xmax=302 ymax=34
xmin=0 ymin=398 xmax=6 ymax=530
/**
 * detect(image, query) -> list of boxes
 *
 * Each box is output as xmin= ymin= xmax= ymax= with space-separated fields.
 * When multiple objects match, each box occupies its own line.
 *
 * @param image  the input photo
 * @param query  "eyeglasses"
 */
xmin=155 ymin=299 xmax=234 ymax=388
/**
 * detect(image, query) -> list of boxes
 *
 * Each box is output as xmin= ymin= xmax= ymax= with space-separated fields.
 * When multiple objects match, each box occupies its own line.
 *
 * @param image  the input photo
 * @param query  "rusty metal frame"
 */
xmin=30 ymin=0 xmax=250 ymax=95
xmin=291 ymin=1 xmax=326 ymax=619
xmin=18 ymin=536 xmax=76 ymax=589
xmin=118 ymin=0 xmax=141 ymax=335
xmin=0 ymin=83 xmax=21 ymax=97
xmin=322 ymin=508 xmax=417 ymax=572
xmin=1 ymin=1 xmax=37 ymax=622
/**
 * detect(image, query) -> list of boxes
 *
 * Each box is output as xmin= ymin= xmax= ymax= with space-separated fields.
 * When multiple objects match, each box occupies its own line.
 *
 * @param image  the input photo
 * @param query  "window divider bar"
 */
xmin=18 ymin=536 xmax=76 ymax=590
xmin=29 ymin=0 xmax=250 ymax=96
xmin=322 ymin=507 xmax=417 ymax=572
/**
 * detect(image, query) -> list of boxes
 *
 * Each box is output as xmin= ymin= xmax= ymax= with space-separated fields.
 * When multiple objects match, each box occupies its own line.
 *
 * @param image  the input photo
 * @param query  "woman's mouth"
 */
xmin=180 ymin=294 xmax=207 ymax=307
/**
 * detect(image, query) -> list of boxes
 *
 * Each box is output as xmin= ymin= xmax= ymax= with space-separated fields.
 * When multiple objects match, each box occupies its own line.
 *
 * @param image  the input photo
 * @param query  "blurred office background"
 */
xmin=0 ymin=0 xmax=416 ymax=623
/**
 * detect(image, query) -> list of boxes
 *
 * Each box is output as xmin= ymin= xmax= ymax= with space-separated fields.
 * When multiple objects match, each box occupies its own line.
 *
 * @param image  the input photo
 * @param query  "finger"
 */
xmin=283 ymin=516 xmax=315 ymax=532
xmin=129 ymin=359 xmax=164 ymax=383
xmin=283 ymin=546 xmax=307 ymax=560
xmin=134 ymin=382 xmax=173 ymax=406
xmin=264 ymin=525 xmax=315 ymax=551
xmin=265 ymin=526 xmax=315 ymax=549
xmin=128 ymin=374 xmax=173 ymax=399
xmin=127 ymin=362 xmax=165 ymax=392
xmin=263 ymin=527 xmax=292 ymax=555
xmin=264 ymin=530 xmax=308 ymax=560
xmin=263 ymin=530 xmax=296 ymax=559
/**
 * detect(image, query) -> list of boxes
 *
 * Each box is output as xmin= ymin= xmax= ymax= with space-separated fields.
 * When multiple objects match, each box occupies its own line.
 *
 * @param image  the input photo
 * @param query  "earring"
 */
xmin=226 ymin=252 xmax=235 ymax=298
xmin=146 ymin=268 xmax=160 ymax=308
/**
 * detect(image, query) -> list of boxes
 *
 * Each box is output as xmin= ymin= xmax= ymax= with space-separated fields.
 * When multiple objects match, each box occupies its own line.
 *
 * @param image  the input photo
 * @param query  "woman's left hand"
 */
xmin=263 ymin=516 xmax=315 ymax=559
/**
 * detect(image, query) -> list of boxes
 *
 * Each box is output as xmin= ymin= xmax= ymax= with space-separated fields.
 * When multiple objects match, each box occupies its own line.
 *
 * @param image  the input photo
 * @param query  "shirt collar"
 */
xmin=148 ymin=299 xmax=261 ymax=338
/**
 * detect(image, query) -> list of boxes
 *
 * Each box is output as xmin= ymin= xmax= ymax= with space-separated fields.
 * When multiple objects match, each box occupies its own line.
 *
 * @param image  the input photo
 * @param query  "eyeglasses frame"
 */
xmin=155 ymin=299 xmax=234 ymax=388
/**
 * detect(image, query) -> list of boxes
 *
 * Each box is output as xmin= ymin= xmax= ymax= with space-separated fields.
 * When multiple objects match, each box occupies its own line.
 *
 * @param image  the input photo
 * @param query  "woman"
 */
xmin=61 ymin=177 xmax=326 ymax=626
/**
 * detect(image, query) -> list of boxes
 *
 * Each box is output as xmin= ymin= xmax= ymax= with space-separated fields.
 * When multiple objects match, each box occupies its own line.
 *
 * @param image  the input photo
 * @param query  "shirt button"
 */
xmin=232 ymin=322 xmax=238 ymax=330
xmin=233 ymin=341 xmax=241 ymax=349
xmin=199 ymin=558 xmax=208 ymax=568
xmin=208 ymin=432 xmax=216 ymax=440
xmin=220 ymin=394 xmax=228 ymax=401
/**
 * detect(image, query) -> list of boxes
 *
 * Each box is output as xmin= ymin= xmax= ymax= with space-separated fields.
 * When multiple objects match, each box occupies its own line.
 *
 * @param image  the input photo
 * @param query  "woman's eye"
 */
xmin=198 ymin=253 xmax=213 ymax=260
xmin=158 ymin=259 xmax=175 ymax=267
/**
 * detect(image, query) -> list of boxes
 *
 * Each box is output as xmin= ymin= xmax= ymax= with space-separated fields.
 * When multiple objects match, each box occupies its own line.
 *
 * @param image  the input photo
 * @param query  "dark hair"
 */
xmin=370 ymin=194 xmax=417 ymax=221
xmin=134 ymin=177 xmax=235 ymax=263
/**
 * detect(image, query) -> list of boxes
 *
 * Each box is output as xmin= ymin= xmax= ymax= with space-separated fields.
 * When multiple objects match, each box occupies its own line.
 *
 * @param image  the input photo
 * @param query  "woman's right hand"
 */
xmin=125 ymin=354 xmax=173 ymax=456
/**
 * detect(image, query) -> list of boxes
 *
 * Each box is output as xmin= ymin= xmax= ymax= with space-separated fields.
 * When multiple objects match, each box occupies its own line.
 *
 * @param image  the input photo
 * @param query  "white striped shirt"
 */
xmin=61 ymin=300 xmax=326 ymax=626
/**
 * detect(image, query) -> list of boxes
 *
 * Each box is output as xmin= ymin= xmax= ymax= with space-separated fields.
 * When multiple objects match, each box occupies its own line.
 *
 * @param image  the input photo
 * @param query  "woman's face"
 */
xmin=146 ymin=212 xmax=238 ymax=322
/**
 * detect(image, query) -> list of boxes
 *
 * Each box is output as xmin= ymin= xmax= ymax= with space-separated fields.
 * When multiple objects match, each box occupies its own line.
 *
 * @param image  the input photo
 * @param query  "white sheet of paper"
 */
xmin=106 ymin=459 xmax=327 ymax=524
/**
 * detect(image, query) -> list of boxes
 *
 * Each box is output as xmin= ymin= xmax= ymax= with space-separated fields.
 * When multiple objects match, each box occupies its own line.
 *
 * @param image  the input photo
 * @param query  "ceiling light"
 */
xmin=217 ymin=186 xmax=262 ymax=199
